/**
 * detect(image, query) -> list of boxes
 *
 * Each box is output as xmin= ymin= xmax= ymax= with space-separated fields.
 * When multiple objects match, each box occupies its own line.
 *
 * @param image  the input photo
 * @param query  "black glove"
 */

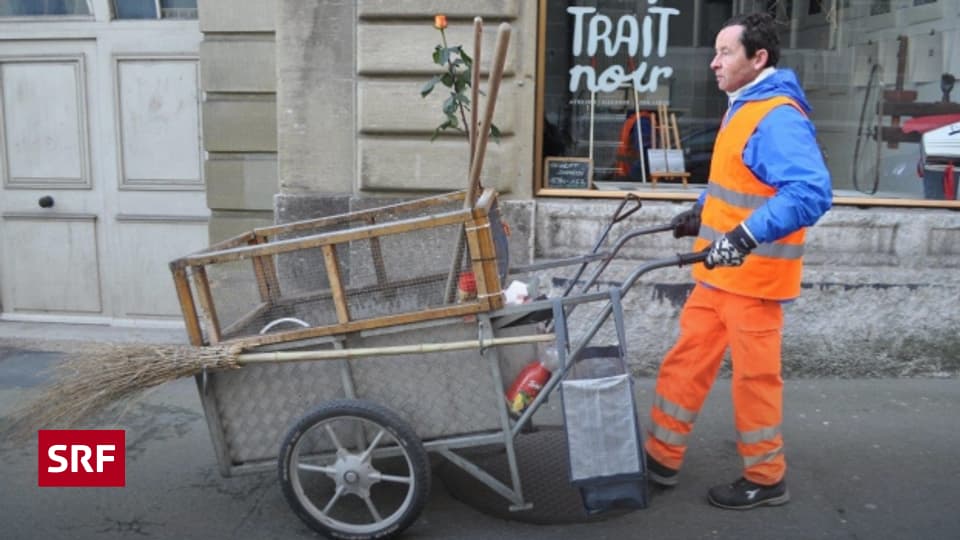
xmin=670 ymin=203 xmax=702 ymax=238
xmin=704 ymin=224 xmax=758 ymax=269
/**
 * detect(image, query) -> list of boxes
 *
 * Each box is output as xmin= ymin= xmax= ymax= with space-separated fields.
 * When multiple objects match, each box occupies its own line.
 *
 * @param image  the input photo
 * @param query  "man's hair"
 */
xmin=721 ymin=12 xmax=780 ymax=68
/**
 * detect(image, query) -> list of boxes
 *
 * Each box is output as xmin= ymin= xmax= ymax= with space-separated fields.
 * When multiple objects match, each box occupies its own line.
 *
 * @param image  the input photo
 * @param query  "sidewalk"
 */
xmin=1 ymin=321 xmax=958 ymax=539
xmin=0 ymin=320 xmax=189 ymax=345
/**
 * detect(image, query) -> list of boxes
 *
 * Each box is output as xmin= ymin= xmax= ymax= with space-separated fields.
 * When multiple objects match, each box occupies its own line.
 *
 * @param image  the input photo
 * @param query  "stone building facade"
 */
xmin=198 ymin=0 xmax=960 ymax=376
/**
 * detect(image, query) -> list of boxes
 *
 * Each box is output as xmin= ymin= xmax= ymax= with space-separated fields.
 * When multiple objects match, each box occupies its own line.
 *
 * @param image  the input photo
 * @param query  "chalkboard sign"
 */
xmin=544 ymin=157 xmax=592 ymax=190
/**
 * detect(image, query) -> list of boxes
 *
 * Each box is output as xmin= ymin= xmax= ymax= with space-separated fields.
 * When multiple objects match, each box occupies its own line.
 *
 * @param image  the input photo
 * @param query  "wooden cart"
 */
xmin=168 ymin=189 xmax=706 ymax=540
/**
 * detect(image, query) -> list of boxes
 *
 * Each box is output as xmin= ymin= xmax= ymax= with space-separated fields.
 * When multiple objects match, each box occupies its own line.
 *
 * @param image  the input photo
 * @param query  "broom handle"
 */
xmin=237 ymin=333 xmax=555 ymax=364
xmin=469 ymin=17 xmax=482 ymax=170
xmin=464 ymin=22 xmax=511 ymax=209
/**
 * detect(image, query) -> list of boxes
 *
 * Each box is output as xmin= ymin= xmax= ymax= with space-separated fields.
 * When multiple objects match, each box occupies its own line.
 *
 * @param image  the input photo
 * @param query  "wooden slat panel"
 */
xmin=192 ymin=266 xmax=222 ymax=345
xmin=185 ymin=209 xmax=471 ymax=266
xmin=171 ymin=264 xmax=204 ymax=346
xmin=249 ymin=234 xmax=281 ymax=302
xmin=253 ymin=190 xmax=467 ymax=238
xmin=221 ymin=302 xmax=485 ymax=349
xmin=322 ymin=244 xmax=351 ymax=325
xmin=365 ymin=216 xmax=389 ymax=288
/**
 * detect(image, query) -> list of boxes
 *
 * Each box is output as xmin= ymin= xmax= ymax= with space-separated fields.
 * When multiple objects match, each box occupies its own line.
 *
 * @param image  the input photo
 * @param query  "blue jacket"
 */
xmin=699 ymin=69 xmax=832 ymax=243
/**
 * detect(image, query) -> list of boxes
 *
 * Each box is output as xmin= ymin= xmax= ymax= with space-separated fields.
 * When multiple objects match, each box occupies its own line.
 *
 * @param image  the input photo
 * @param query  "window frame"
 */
xmin=532 ymin=0 xmax=960 ymax=209
xmin=110 ymin=0 xmax=197 ymax=20
xmin=0 ymin=0 xmax=94 ymax=19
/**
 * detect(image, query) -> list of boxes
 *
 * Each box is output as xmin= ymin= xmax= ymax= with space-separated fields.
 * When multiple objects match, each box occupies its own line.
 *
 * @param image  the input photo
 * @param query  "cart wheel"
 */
xmin=278 ymin=399 xmax=430 ymax=540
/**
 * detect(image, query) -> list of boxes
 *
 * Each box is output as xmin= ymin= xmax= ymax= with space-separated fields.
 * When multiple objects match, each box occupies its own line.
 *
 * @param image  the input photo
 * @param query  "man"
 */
xmin=646 ymin=12 xmax=832 ymax=510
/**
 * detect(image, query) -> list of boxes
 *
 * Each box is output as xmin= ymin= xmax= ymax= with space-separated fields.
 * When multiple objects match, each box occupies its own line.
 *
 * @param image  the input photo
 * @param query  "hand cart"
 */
xmin=169 ymin=190 xmax=706 ymax=539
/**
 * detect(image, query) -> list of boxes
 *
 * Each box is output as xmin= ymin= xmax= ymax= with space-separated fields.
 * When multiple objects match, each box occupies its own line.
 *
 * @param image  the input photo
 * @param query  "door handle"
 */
xmin=38 ymin=195 xmax=55 ymax=208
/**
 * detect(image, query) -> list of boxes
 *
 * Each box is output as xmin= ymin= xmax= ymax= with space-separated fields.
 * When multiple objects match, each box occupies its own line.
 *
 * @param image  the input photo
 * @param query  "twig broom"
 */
xmin=3 ymin=333 xmax=552 ymax=442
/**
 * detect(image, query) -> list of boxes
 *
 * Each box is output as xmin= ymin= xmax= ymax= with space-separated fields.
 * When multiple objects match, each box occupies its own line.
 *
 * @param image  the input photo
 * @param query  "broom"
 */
xmin=3 ymin=333 xmax=552 ymax=442
xmin=2 ymin=342 xmax=240 ymax=442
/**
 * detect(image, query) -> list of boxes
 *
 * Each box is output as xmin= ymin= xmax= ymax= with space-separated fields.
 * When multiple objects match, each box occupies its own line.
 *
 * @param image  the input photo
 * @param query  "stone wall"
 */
xmin=275 ymin=0 xmax=538 ymax=198
xmin=515 ymin=199 xmax=960 ymax=377
xmin=199 ymin=0 xmax=277 ymax=241
xmin=260 ymin=0 xmax=960 ymax=377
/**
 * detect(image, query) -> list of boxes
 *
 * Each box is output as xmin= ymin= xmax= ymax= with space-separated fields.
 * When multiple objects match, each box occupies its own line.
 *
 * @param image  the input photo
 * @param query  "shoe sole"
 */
xmin=707 ymin=490 xmax=790 ymax=510
xmin=648 ymin=471 xmax=679 ymax=487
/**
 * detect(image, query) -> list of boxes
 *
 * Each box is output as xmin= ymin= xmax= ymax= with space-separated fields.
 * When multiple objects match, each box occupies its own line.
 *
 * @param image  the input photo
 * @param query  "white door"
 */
xmin=0 ymin=1 xmax=209 ymax=326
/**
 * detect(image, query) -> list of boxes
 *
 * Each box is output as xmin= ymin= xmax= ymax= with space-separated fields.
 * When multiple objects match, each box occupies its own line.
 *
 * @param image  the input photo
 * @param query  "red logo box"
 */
xmin=38 ymin=430 xmax=125 ymax=487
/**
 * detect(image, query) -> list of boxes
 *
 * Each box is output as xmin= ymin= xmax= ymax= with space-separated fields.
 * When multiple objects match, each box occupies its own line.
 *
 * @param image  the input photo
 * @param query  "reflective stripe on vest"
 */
xmin=691 ymin=96 xmax=807 ymax=300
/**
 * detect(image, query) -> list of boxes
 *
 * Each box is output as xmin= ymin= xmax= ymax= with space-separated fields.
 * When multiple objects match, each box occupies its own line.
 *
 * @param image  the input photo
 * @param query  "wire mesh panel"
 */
xmin=170 ymin=190 xmax=505 ymax=348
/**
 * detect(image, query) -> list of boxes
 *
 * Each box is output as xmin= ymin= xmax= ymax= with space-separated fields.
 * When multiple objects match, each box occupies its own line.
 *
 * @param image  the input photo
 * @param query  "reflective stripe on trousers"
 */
xmin=644 ymin=283 xmax=787 ymax=485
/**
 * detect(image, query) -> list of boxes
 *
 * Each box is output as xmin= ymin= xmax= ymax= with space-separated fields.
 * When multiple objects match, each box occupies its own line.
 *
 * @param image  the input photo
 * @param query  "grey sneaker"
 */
xmin=707 ymin=477 xmax=790 ymax=510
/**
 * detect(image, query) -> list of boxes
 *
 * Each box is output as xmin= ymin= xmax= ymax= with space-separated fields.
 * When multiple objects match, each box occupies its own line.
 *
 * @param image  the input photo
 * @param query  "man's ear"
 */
xmin=752 ymin=48 xmax=769 ymax=70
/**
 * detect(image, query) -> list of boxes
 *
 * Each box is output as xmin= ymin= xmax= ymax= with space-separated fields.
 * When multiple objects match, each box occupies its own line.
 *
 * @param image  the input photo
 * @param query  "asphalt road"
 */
xmin=1 ymin=337 xmax=958 ymax=540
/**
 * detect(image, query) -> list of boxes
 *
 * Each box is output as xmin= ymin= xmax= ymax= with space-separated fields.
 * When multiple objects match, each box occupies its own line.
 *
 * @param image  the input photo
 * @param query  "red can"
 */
xmin=505 ymin=361 xmax=551 ymax=414
xmin=457 ymin=271 xmax=477 ymax=302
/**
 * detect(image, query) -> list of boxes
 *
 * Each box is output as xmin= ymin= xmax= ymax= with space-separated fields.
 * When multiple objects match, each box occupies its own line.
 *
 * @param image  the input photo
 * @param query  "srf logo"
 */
xmin=38 ymin=430 xmax=125 ymax=487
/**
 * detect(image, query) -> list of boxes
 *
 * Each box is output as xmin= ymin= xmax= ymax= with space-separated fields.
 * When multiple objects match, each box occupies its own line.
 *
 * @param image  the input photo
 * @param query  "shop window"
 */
xmin=535 ymin=0 xmax=960 ymax=208
xmin=0 ymin=0 xmax=90 ymax=16
xmin=112 ymin=0 xmax=196 ymax=19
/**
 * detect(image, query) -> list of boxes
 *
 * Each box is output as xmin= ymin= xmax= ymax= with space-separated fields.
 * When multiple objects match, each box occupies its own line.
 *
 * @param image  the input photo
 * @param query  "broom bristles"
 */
xmin=3 ymin=342 xmax=241 ymax=443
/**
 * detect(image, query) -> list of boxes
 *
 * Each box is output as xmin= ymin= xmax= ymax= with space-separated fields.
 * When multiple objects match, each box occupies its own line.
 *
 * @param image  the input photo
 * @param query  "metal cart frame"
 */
xmin=173 ymin=192 xmax=705 ymax=539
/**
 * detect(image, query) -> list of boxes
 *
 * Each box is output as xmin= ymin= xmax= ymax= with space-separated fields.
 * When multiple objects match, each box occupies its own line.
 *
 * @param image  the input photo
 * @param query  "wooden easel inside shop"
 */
xmin=648 ymin=103 xmax=691 ymax=187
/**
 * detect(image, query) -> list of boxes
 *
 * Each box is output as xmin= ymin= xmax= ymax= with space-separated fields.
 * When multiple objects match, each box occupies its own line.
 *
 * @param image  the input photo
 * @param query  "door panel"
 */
xmin=1 ymin=57 xmax=90 ymax=188
xmin=0 ymin=17 xmax=207 ymax=326
xmin=1 ymin=214 xmax=101 ymax=313
xmin=113 ymin=217 xmax=207 ymax=319
xmin=116 ymin=57 xmax=202 ymax=188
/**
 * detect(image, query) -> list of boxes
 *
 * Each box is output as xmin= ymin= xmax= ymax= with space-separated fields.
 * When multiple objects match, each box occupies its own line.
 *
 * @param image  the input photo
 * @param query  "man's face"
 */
xmin=710 ymin=25 xmax=767 ymax=93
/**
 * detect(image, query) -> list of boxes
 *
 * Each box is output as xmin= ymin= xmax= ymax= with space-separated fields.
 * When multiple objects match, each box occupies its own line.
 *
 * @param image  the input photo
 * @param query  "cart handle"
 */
xmin=676 ymin=248 xmax=710 ymax=267
xmin=619 ymin=248 xmax=711 ymax=295
xmin=611 ymin=193 xmax=642 ymax=223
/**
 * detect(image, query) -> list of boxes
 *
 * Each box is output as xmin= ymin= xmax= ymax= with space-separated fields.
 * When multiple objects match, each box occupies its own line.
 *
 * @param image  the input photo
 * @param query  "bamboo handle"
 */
xmin=465 ymin=22 xmax=511 ymax=209
xmin=238 ymin=333 xmax=556 ymax=364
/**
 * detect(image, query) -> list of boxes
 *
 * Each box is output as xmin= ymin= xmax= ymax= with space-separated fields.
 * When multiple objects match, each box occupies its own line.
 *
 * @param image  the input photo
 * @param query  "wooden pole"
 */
xmin=469 ymin=17 xmax=482 ymax=169
xmin=446 ymin=18 xmax=486 ymax=303
xmin=464 ymin=22 xmax=511 ymax=208
xmin=447 ymin=21 xmax=510 ymax=303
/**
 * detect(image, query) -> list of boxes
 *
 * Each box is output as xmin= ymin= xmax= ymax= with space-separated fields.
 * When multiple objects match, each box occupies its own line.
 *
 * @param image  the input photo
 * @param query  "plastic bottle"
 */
xmin=505 ymin=360 xmax=551 ymax=415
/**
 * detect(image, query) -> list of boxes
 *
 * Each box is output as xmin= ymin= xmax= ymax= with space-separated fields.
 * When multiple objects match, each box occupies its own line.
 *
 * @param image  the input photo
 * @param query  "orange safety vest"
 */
xmin=692 ymin=96 xmax=806 ymax=300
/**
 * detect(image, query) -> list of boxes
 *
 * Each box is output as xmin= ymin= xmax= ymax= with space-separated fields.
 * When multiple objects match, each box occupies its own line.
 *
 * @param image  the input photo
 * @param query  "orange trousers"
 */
xmin=644 ymin=283 xmax=786 ymax=485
